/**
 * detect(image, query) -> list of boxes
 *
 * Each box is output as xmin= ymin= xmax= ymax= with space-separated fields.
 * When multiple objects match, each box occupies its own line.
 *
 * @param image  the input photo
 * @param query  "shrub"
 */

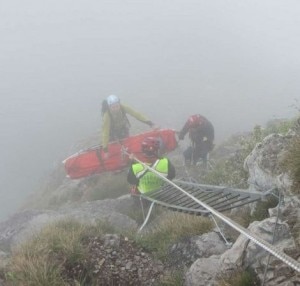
xmin=251 ymin=195 xmax=279 ymax=221
xmin=194 ymin=125 xmax=263 ymax=188
xmin=158 ymin=269 xmax=185 ymax=286
xmin=217 ymin=268 xmax=260 ymax=286
xmin=200 ymin=156 xmax=249 ymax=188
xmin=263 ymin=118 xmax=294 ymax=135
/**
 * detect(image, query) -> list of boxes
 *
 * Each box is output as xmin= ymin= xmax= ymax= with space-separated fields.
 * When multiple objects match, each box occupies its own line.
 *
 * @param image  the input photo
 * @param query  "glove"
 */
xmin=128 ymin=153 xmax=135 ymax=161
xmin=145 ymin=120 xmax=154 ymax=128
xmin=178 ymin=133 xmax=184 ymax=140
xmin=102 ymin=147 xmax=109 ymax=159
xmin=130 ymin=186 xmax=140 ymax=195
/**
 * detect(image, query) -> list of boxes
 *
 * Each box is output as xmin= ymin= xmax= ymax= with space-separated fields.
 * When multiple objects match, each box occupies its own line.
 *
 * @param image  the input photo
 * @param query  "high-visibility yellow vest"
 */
xmin=132 ymin=158 xmax=169 ymax=194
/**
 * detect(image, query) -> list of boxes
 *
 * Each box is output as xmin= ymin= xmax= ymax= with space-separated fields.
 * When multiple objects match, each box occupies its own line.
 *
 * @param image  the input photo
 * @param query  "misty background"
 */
xmin=1 ymin=0 xmax=300 ymax=220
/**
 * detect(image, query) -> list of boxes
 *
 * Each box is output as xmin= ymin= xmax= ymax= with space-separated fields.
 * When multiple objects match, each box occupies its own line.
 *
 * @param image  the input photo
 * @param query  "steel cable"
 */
xmin=128 ymin=152 xmax=300 ymax=273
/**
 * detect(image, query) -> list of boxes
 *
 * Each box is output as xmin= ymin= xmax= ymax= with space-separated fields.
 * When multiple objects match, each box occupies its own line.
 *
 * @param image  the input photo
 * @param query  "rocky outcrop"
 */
xmin=244 ymin=131 xmax=300 ymax=238
xmin=0 ymin=196 xmax=137 ymax=253
xmin=181 ymin=232 xmax=228 ymax=286
xmin=185 ymin=255 xmax=220 ymax=286
xmin=216 ymin=132 xmax=300 ymax=284
xmin=185 ymin=131 xmax=300 ymax=285
xmin=244 ymin=133 xmax=294 ymax=194
xmin=169 ymin=232 xmax=227 ymax=268
xmin=219 ymin=217 xmax=295 ymax=273
xmin=185 ymin=217 xmax=297 ymax=285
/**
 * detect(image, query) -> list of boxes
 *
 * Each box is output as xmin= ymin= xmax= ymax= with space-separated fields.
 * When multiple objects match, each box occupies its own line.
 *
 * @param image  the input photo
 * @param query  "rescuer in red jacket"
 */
xmin=178 ymin=114 xmax=214 ymax=167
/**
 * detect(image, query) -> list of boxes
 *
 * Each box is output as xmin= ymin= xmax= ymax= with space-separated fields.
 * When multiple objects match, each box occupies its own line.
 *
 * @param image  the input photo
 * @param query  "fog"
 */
xmin=1 ymin=0 xmax=300 ymax=220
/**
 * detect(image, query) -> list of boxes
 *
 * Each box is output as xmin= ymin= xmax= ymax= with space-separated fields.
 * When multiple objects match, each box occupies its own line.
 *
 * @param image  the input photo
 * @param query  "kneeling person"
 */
xmin=127 ymin=137 xmax=176 ymax=194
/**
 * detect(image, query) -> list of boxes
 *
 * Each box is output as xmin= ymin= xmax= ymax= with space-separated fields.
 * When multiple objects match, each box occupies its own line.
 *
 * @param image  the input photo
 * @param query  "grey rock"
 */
xmin=185 ymin=255 xmax=220 ymax=286
xmin=0 ymin=198 xmax=137 ymax=252
xmin=169 ymin=232 xmax=227 ymax=267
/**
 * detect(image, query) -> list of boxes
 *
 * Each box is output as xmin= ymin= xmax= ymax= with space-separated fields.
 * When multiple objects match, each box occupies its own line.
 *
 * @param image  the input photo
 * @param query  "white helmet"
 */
xmin=107 ymin=94 xmax=120 ymax=106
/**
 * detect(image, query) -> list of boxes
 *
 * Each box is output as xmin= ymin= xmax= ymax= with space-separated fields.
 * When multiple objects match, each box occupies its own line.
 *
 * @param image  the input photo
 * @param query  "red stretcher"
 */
xmin=63 ymin=129 xmax=178 ymax=179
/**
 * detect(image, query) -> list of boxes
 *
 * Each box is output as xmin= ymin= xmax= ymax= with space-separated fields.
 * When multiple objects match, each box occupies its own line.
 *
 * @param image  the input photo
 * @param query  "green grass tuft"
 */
xmin=217 ymin=268 xmax=260 ymax=286
xmin=4 ymin=219 xmax=115 ymax=285
xmin=136 ymin=212 xmax=213 ymax=261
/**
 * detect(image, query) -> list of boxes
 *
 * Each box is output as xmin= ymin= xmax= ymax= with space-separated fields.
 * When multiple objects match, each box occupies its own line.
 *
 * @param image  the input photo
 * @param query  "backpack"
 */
xmin=101 ymin=99 xmax=131 ymax=128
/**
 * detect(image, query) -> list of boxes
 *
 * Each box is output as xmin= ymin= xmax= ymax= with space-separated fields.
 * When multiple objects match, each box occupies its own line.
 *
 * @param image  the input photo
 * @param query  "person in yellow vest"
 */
xmin=127 ymin=137 xmax=176 ymax=194
xmin=101 ymin=95 xmax=154 ymax=157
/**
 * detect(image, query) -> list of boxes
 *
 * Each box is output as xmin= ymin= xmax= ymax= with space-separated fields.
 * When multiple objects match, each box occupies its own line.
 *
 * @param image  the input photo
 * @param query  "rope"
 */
xmin=138 ymin=202 xmax=155 ymax=233
xmin=127 ymin=152 xmax=300 ymax=273
xmin=209 ymin=214 xmax=232 ymax=247
xmin=139 ymin=197 xmax=146 ymax=221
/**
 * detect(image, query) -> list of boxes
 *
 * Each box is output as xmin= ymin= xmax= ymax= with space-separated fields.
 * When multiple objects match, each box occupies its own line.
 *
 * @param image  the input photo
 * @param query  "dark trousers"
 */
xmin=110 ymin=127 xmax=129 ymax=141
xmin=183 ymin=142 xmax=210 ymax=166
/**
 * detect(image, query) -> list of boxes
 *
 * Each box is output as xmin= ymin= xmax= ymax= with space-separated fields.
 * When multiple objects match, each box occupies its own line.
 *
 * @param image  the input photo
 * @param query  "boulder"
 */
xmin=0 ymin=197 xmax=138 ymax=252
xmin=185 ymin=255 xmax=220 ymax=286
xmin=219 ymin=217 xmax=296 ymax=284
xmin=244 ymin=133 xmax=294 ymax=195
xmin=169 ymin=232 xmax=227 ymax=267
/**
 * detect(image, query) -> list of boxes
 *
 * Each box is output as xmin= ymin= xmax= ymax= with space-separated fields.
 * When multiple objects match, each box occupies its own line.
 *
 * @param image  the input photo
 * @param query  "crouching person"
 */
xmin=127 ymin=137 xmax=176 ymax=195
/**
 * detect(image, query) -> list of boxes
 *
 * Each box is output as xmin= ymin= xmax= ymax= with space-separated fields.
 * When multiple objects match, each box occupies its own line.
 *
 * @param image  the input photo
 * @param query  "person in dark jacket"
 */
xmin=127 ymin=137 xmax=176 ymax=194
xmin=178 ymin=114 xmax=214 ymax=167
xmin=101 ymin=95 xmax=154 ymax=156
